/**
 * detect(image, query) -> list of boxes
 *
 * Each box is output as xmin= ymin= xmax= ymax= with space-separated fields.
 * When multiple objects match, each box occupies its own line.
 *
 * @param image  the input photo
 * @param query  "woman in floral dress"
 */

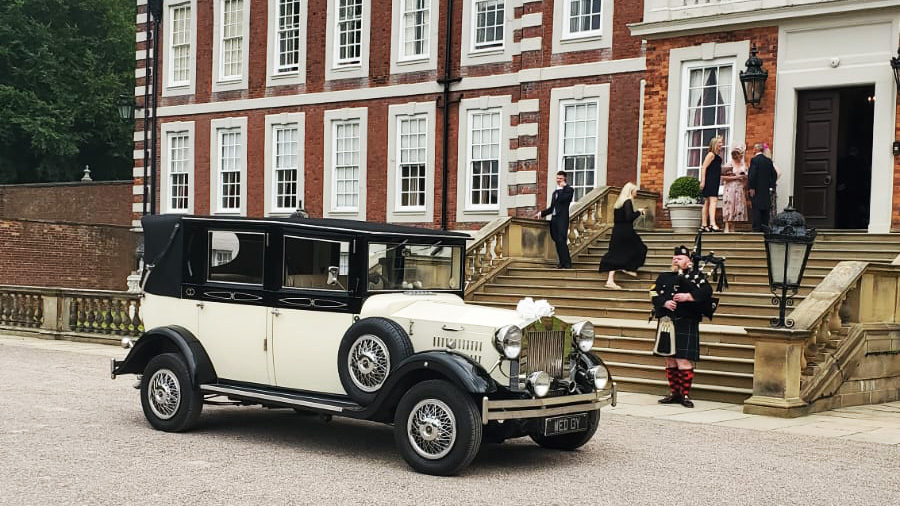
xmin=721 ymin=145 xmax=748 ymax=233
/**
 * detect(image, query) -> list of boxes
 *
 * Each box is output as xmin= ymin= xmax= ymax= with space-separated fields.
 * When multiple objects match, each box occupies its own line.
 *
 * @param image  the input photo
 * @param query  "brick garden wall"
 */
xmin=0 ymin=219 xmax=136 ymax=290
xmin=0 ymin=181 xmax=133 ymax=226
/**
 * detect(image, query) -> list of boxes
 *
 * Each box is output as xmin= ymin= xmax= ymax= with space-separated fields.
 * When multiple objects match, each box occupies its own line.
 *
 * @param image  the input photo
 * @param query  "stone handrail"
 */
xmin=464 ymin=187 xmax=658 ymax=295
xmin=0 ymin=285 xmax=143 ymax=344
xmin=743 ymin=261 xmax=900 ymax=417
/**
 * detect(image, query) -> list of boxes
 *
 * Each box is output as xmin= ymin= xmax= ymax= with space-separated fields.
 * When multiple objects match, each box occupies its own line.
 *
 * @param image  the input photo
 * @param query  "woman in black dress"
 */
xmin=599 ymin=182 xmax=648 ymax=289
xmin=700 ymin=135 xmax=723 ymax=232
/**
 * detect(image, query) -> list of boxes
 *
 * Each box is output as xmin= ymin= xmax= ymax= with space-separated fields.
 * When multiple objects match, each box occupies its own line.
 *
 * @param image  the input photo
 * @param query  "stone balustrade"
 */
xmin=743 ymin=261 xmax=900 ymax=417
xmin=0 ymin=285 xmax=142 ymax=344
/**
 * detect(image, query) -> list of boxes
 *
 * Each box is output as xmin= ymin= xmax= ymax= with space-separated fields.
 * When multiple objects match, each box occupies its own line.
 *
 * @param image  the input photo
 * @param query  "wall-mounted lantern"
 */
xmin=740 ymin=44 xmax=769 ymax=109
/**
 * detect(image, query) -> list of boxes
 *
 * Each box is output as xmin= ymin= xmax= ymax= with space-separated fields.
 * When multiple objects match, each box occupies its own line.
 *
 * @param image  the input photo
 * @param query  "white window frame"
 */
xmin=558 ymin=100 xmax=600 ymax=201
xmin=162 ymin=0 xmax=197 ymax=97
xmin=455 ymin=96 xmax=513 ymax=223
xmin=661 ymin=41 xmax=750 ymax=204
xmin=265 ymin=113 xmax=306 ymax=216
xmin=677 ymin=59 xmax=736 ymax=180
xmin=471 ymin=0 xmax=505 ymax=52
xmin=267 ymin=0 xmax=308 ymax=87
xmin=552 ymin=0 xmax=613 ymax=54
xmin=460 ymin=0 xmax=515 ymax=67
xmin=160 ymin=121 xmax=195 ymax=214
xmin=546 ymin=84 xmax=610 ymax=204
xmin=389 ymin=0 xmax=439 ymax=74
xmin=210 ymin=117 xmax=248 ymax=215
xmin=212 ymin=0 xmax=250 ymax=92
xmin=465 ymin=109 xmax=503 ymax=211
xmin=387 ymin=102 xmax=436 ymax=223
xmin=325 ymin=0 xmax=370 ymax=81
xmin=323 ymin=108 xmax=368 ymax=220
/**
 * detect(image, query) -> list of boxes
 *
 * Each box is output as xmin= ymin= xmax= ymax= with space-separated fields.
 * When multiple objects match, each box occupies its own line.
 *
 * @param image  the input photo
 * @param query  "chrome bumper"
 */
xmin=481 ymin=382 xmax=617 ymax=425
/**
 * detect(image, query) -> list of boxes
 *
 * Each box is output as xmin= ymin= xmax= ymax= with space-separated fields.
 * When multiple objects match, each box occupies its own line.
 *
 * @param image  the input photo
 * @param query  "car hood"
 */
xmin=360 ymin=293 xmax=535 ymax=330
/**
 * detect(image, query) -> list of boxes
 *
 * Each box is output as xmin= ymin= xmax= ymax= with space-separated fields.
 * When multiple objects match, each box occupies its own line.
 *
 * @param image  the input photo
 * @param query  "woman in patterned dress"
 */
xmin=721 ymin=145 xmax=748 ymax=233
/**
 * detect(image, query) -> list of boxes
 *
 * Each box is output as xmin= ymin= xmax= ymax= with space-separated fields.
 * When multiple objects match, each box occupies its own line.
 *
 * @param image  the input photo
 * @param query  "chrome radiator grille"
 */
xmin=521 ymin=324 xmax=569 ymax=379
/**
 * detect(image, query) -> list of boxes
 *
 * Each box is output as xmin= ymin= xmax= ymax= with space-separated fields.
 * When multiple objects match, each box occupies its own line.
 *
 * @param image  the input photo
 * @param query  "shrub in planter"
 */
xmin=666 ymin=176 xmax=702 ymax=232
xmin=667 ymin=176 xmax=701 ymax=205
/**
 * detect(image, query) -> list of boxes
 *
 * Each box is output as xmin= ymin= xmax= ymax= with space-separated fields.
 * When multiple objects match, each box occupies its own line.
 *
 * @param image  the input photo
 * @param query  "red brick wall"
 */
xmin=0 ymin=219 xmax=137 ymax=290
xmin=0 ymin=182 xmax=133 ymax=226
xmin=640 ymin=27 xmax=779 ymax=221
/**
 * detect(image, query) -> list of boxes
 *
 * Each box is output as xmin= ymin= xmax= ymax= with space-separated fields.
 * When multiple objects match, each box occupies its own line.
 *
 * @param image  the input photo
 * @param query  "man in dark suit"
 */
xmin=535 ymin=170 xmax=575 ymax=268
xmin=748 ymin=143 xmax=778 ymax=232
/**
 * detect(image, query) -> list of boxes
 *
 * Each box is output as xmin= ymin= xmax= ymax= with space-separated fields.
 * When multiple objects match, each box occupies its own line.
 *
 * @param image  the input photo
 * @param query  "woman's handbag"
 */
xmin=653 ymin=316 xmax=676 ymax=356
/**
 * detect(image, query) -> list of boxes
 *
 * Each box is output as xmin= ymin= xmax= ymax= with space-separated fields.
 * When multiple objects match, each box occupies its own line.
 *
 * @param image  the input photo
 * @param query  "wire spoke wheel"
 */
xmin=406 ymin=399 xmax=457 ymax=460
xmin=147 ymin=368 xmax=182 ymax=420
xmin=348 ymin=334 xmax=390 ymax=392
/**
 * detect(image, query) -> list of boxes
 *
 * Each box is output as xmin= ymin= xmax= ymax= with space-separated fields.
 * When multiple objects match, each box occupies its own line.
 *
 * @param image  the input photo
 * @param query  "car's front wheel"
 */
xmin=140 ymin=353 xmax=203 ymax=432
xmin=529 ymin=410 xmax=600 ymax=450
xmin=393 ymin=380 xmax=482 ymax=476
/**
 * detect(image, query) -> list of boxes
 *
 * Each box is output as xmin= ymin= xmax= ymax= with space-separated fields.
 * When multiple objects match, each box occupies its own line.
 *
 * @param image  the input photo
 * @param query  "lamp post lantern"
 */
xmin=763 ymin=198 xmax=817 ymax=328
xmin=740 ymin=44 xmax=769 ymax=109
xmin=890 ymin=47 xmax=900 ymax=94
xmin=117 ymin=94 xmax=136 ymax=121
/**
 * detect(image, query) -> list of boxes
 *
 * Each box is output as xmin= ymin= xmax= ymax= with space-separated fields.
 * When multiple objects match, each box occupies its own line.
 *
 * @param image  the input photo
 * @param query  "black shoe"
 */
xmin=658 ymin=394 xmax=682 ymax=404
xmin=681 ymin=396 xmax=694 ymax=408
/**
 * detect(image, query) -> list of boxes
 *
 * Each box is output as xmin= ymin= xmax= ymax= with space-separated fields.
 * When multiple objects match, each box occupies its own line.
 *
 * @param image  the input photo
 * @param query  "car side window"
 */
xmin=207 ymin=230 xmax=265 ymax=285
xmin=283 ymin=236 xmax=350 ymax=291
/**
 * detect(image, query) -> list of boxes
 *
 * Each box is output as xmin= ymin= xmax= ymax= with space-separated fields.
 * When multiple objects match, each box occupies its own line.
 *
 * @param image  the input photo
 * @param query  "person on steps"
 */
xmin=699 ymin=136 xmax=724 ymax=232
xmin=599 ymin=182 xmax=647 ymax=289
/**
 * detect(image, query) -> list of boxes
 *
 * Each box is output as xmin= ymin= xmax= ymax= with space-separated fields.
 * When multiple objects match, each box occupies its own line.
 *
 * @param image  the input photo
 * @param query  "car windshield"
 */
xmin=367 ymin=242 xmax=462 ymax=292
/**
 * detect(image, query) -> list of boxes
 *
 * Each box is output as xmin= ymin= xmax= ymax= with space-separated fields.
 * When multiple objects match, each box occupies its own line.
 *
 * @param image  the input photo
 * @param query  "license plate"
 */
xmin=542 ymin=413 xmax=589 ymax=436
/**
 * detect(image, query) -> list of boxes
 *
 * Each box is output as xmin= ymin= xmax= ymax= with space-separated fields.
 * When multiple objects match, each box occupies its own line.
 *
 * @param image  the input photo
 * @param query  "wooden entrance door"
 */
xmin=794 ymin=90 xmax=839 ymax=228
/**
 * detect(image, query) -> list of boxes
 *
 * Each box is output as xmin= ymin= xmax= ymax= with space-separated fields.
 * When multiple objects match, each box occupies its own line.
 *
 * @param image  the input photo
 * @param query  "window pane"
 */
xmin=681 ymin=63 xmax=734 ymax=178
xmin=208 ymin=231 xmax=264 ymax=284
xmin=474 ymin=0 xmax=504 ymax=49
xmin=283 ymin=236 xmax=349 ymax=290
xmin=469 ymin=111 xmax=501 ymax=207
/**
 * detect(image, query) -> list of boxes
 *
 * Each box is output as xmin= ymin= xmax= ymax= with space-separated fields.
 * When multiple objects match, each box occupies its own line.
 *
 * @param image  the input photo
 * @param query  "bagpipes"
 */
xmin=691 ymin=230 xmax=728 ymax=293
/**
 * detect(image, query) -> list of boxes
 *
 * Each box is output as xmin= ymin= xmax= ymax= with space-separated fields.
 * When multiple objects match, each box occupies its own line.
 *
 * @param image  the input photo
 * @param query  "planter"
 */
xmin=667 ymin=203 xmax=703 ymax=233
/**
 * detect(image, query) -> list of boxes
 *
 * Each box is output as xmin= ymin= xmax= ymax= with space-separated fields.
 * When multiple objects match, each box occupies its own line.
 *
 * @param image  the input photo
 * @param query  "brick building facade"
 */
xmin=631 ymin=0 xmax=900 ymax=232
xmin=132 ymin=0 xmax=647 ymax=231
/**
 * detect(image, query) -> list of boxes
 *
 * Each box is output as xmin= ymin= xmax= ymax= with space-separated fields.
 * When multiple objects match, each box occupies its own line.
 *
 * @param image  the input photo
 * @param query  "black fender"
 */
xmin=362 ymin=351 xmax=498 ymax=421
xmin=113 ymin=325 xmax=217 ymax=385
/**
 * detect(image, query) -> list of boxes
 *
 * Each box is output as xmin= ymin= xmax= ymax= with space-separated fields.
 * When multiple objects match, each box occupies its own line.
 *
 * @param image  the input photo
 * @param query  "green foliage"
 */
xmin=667 ymin=176 xmax=702 ymax=204
xmin=0 ymin=0 xmax=134 ymax=183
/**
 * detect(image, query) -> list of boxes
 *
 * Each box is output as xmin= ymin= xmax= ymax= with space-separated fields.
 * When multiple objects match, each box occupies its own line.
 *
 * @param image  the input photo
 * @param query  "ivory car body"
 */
xmin=111 ymin=214 xmax=616 ymax=475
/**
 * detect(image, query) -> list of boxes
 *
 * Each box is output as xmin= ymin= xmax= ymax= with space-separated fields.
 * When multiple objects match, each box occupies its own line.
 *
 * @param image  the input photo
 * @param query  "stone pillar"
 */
xmin=40 ymin=294 xmax=59 ymax=332
xmin=743 ymin=327 xmax=811 ymax=418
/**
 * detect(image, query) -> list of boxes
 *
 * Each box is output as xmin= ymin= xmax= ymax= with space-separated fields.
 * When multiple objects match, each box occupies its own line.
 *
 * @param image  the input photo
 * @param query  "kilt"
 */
xmin=671 ymin=317 xmax=700 ymax=362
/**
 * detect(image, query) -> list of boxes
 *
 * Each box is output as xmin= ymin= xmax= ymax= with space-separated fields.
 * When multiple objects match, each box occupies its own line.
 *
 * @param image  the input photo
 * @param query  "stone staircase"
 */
xmin=466 ymin=231 xmax=900 ymax=403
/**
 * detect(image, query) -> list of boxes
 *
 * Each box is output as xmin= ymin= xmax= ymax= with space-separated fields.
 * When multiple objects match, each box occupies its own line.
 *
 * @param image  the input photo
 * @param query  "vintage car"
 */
xmin=111 ymin=214 xmax=616 ymax=475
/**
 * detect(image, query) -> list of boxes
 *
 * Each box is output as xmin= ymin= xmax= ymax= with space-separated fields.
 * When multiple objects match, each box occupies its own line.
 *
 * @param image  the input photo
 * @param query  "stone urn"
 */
xmin=667 ymin=203 xmax=703 ymax=233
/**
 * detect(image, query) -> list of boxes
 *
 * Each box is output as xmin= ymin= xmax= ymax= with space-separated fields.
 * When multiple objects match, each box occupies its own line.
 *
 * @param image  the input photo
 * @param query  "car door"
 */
xmin=271 ymin=235 xmax=354 ymax=394
xmin=195 ymin=229 xmax=271 ymax=385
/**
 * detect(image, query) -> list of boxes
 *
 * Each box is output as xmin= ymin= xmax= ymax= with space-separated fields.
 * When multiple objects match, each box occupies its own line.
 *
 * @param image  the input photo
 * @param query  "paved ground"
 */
xmin=2 ymin=335 xmax=900 ymax=505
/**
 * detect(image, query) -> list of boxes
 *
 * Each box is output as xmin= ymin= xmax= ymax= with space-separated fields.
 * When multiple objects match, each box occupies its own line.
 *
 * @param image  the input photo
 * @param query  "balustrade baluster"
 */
xmin=493 ymin=230 xmax=504 ymax=263
xmin=33 ymin=295 xmax=43 ymax=328
xmin=15 ymin=294 xmax=26 ymax=327
xmin=482 ymin=239 xmax=492 ymax=272
xmin=85 ymin=299 xmax=96 ymax=333
xmin=26 ymin=295 xmax=36 ymax=328
xmin=131 ymin=300 xmax=143 ymax=335
xmin=473 ymin=247 xmax=483 ymax=280
xmin=103 ymin=298 xmax=115 ymax=334
xmin=0 ymin=293 xmax=7 ymax=325
xmin=70 ymin=298 xmax=81 ymax=331
xmin=113 ymin=299 xmax=124 ymax=335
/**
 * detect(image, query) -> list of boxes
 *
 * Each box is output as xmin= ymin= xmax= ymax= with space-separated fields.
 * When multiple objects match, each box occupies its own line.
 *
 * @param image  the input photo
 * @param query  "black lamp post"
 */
xmin=740 ymin=44 xmax=768 ymax=109
xmin=763 ymin=198 xmax=817 ymax=328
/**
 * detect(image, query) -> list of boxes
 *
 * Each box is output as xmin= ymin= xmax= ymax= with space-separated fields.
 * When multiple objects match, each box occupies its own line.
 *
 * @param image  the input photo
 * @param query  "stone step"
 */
xmin=481 ymin=284 xmax=804 ymax=307
xmin=491 ymin=275 xmax=815 ymax=295
xmin=606 ymin=361 xmax=753 ymax=390
xmin=586 ymin=244 xmax=898 ymax=262
xmin=609 ymin=376 xmax=752 ymax=404
xmin=471 ymin=291 xmax=796 ymax=318
xmin=596 ymin=346 xmax=755 ymax=374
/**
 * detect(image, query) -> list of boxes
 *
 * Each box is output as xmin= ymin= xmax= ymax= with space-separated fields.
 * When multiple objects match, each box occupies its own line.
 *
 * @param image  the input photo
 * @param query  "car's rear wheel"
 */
xmin=393 ymin=380 xmax=482 ymax=476
xmin=529 ymin=410 xmax=600 ymax=450
xmin=140 ymin=353 xmax=203 ymax=432
xmin=338 ymin=318 xmax=413 ymax=404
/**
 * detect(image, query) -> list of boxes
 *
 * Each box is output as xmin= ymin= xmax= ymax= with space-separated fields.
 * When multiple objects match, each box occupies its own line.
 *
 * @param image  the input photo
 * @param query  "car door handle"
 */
xmin=271 ymin=308 xmax=280 ymax=316
xmin=442 ymin=324 xmax=463 ymax=331
xmin=196 ymin=302 xmax=204 ymax=309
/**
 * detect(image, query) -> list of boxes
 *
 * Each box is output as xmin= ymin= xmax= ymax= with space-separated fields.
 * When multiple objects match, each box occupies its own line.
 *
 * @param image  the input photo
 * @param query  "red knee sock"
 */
xmin=680 ymin=369 xmax=694 ymax=397
xmin=665 ymin=367 xmax=679 ymax=396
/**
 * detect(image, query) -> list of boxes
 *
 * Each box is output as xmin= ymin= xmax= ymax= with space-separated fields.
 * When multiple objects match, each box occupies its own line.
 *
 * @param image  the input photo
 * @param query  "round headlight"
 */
xmin=526 ymin=371 xmax=551 ymax=398
xmin=588 ymin=365 xmax=609 ymax=390
xmin=572 ymin=321 xmax=595 ymax=352
xmin=494 ymin=325 xmax=522 ymax=359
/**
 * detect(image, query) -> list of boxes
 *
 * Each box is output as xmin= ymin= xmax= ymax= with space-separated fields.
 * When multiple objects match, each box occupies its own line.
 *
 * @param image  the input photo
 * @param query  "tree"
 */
xmin=0 ymin=0 xmax=134 ymax=183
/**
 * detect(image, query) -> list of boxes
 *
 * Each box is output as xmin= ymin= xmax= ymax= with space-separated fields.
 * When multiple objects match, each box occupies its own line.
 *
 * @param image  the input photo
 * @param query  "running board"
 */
xmin=200 ymin=384 xmax=360 ymax=413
